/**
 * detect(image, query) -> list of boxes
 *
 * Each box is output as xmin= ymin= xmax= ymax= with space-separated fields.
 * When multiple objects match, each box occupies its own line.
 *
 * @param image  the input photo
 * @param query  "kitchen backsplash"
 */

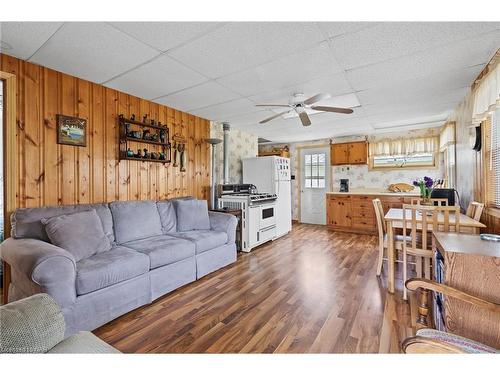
xmin=210 ymin=122 xmax=258 ymax=184
xmin=331 ymin=164 xmax=443 ymax=191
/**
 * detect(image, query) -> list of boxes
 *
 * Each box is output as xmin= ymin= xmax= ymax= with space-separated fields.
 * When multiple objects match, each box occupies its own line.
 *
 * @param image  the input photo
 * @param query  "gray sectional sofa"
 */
xmin=0 ymin=198 xmax=237 ymax=337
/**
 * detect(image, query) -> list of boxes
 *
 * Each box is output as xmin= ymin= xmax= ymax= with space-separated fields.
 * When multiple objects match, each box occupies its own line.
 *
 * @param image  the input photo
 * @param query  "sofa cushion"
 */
xmin=156 ymin=201 xmax=177 ymax=233
xmin=110 ymin=200 xmax=163 ymax=244
xmin=173 ymin=199 xmax=210 ymax=232
xmin=42 ymin=210 xmax=111 ymax=262
xmin=11 ymin=203 xmax=114 ymax=243
xmin=171 ymin=230 xmax=228 ymax=254
xmin=123 ymin=235 xmax=195 ymax=269
xmin=75 ymin=246 xmax=150 ymax=295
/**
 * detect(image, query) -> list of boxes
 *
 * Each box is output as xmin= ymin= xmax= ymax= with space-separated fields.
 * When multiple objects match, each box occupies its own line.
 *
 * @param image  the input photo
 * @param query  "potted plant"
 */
xmin=413 ymin=176 xmax=436 ymax=205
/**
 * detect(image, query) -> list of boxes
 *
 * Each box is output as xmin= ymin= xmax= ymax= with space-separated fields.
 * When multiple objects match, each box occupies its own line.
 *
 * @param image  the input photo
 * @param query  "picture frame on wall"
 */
xmin=56 ymin=114 xmax=87 ymax=147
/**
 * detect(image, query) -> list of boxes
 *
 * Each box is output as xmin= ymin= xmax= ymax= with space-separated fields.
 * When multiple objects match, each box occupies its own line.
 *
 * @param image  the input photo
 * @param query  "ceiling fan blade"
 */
xmin=303 ymin=93 xmax=331 ymax=105
xmin=298 ymin=112 xmax=312 ymax=126
xmin=255 ymin=104 xmax=291 ymax=108
xmin=259 ymin=110 xmax=291 ymax=124
xmin=311 ymin=106 xmax=354 ymax=114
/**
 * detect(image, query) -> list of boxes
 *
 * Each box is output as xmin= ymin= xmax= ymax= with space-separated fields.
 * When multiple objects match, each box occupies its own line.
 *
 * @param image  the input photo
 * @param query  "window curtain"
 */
xmin=369 ymin=136 xmax=439 ymax=157
xmin=472 ymin=62 xmax=500 ymax=126
xmin=439 ymin=122 xmax=456 ymax=152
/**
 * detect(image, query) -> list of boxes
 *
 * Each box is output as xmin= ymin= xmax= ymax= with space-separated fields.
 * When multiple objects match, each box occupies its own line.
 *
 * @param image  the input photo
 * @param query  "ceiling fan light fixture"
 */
xmin=295 ymin=105 xmax=305 ymax=114
xmin=256 ymin=92 xmax=353 ymax=127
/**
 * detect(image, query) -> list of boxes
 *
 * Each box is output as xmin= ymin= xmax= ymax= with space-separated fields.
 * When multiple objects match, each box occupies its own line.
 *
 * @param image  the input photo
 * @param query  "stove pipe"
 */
xmin=205 ymin=138 xmax=222 ymax=209
xmin=222 ymin=123 xmax=230 ymax=184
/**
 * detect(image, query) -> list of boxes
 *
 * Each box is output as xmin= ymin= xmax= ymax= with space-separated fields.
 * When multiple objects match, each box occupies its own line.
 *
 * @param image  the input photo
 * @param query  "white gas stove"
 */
xmin=218 ymin=184 xmax=277 ymax=252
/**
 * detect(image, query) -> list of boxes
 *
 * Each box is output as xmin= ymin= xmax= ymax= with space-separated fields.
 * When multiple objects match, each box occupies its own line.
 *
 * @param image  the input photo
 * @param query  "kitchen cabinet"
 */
xmin=326 ymin=193 xmax=409 ymax=234
xmin=330 ymin=141 xmax=367 ymax=165
xmin=330 ymin=143 xmax=349 ymax=165
xmin=327 ymin=196 xmax=352 ymax=227
xmin=348 ymin=142 xmax=368 ymax=164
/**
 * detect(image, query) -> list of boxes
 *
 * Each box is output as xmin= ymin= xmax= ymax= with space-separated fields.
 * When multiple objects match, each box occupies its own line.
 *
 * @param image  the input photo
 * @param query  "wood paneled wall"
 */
xmin=1 ymin=53 xmax=211 ymax=211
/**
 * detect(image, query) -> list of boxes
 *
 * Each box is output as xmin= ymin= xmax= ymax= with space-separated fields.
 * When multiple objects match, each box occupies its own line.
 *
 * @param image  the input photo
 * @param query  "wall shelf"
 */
xmin=121 ymin=156 xmax=171 ymax=163
xmin=118 ymin=115 xmax=171 ymax=164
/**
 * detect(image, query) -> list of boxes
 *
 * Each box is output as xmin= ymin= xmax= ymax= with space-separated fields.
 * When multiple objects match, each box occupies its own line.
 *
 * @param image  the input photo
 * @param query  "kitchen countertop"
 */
xmin=326 ymin=189 xmax=420 ymax=196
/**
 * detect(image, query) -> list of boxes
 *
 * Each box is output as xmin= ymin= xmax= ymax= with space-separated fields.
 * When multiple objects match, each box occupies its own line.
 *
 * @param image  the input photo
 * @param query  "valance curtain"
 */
xmin=439 ymin=122 xmax=456 ymax=152
xmin=369 ymin=136 xmax=439 ymax=157
xmin=472 ymin=62 xmax=500 ymax=126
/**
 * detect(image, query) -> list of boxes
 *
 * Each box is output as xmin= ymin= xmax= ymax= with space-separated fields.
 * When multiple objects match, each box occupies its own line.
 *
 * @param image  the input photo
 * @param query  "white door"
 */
xmin=300 ymin=147 xmax=330 ymax=225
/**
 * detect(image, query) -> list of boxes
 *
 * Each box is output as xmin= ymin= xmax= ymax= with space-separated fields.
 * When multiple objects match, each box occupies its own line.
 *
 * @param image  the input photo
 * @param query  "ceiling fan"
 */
xmin=255 ymin=93 xmax=353 ymax=126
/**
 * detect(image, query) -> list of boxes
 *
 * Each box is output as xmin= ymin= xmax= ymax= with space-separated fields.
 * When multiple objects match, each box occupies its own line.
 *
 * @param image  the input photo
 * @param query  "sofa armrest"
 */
xmin=0 ymin=238 xmax=77 ymax=307
xmin=208 ymin=211 xmax=237 ymax=244
xmin=0 ymin=293 xmax=66 ymax=353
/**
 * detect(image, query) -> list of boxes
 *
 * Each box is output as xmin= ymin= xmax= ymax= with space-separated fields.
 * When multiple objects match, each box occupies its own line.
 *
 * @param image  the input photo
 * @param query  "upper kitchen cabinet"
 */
xmin=330 ymin=141 xmax=367 ymax=165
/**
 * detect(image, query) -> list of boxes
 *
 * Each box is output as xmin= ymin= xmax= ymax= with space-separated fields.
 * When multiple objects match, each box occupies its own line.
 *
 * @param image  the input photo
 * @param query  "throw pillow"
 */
xmin=109 ymin=200 xmax=163 ymax=243
xmin=174 ymin=199 xmax=210 ymax=232
xmin=42 ymin=210 xmax=111 ymax=261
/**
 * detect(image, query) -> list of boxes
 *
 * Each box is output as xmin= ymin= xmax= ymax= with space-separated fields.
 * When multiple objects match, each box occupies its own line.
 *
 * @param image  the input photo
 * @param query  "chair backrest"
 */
xmin=410 ymin=198 xmax=449 ymax=206
xmin=402 ymin=204 xmax=461 ymax=253
xmin=372 ymin=198 xmax=386 ymax=236
xmin=402 ymin=204 xmax=435 ymax=254
xmin=466 ymin=201 xmax=485 ymax=221
xmin=433 ymin=205 xmax=461 ymax=233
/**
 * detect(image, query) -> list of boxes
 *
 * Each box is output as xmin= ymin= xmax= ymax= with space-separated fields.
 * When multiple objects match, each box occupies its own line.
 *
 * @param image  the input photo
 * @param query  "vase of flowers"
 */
xmin=413 ymin=176 xmax=436 ymax=205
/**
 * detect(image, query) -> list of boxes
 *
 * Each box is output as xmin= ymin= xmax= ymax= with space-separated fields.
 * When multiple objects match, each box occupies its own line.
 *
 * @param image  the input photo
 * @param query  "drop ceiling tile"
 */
xmin=188 ymin=98 xmax=259 ymax=121
xmin=361 ymin=87 xmax=468 ymax=116
xmin=247 ymin=72 xmax=353 ymax=104
xmin=0 ymin=22 xmax=62 ymax=60
xmin=105 ymin=54 xmax=208 ymax=100
xmin=372 ymin=114 xmax=447 ymax=130
xmin=331 ymin=22 xmax=500 ymax=70
xmin=154 ymin=81 xmax=240 ymax=112
xmin=108 ymin=22 xmax=223 ymax=52
xmin=363 ymin=103 xmax=456 ymax=125
xmin=252 ymin=118 xmax=373 ymax=143
xmin=346 ymin=31 xmax=500 ymax=91
xmin=226 ymin=110 xmax=278 ymax=127
xmin=317 ymin=22 xmax=379 ymax=38
xmin=356 ymin=66 xmax=479 ymax=106
xmin=29 ymin=22 xmax=159 ymax=83
xmin=217 ymin=42 xmax=342 ymax=97
xmin=168 ymin=22 xmax=326 ymax=79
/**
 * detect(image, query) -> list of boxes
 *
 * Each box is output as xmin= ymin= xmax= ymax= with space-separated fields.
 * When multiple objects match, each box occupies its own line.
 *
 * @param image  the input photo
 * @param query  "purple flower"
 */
xmin=425 ymin=177 xmax=433 ymax=188
xmin=413 ymin=180 xmax=419 ymax=187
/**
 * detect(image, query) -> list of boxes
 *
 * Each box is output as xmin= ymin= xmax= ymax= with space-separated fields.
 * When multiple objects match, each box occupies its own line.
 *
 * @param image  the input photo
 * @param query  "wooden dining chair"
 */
xmin=373 ymin=198 xmax=409 ymax=276
xmin=465 ymin=201 xmax=485 ymax=221
xmin=401 ymin=204 xmax=461 ymax=300
xmin=462 ymin=201 xmax=485 ymax=234
xmin=410 ymin=198 xmax=449 ymax=206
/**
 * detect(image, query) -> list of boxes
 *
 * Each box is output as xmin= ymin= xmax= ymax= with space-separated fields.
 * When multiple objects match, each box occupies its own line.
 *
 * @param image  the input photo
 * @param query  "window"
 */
xmin=369 ymin=136 xmax=439 ymax=170
xmin=304 ymin=153 xmax=326 ymax=188
xmin=443 ymin=145 xmax=456 ymax=188
xmin=372 ymin=153 xmax=435 ymax=169
xmin=486 ymin=108 xmax=500 ymax=208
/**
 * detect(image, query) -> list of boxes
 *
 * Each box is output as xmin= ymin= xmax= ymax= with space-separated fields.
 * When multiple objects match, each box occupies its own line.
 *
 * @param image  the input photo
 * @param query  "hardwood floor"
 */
xmin=94 ymin=223 xmax=416 ymax=353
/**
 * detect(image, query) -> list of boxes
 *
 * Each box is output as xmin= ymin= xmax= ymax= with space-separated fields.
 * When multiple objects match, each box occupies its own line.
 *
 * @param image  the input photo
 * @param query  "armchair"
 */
xmin=402 ymin=278 xmax=500 ymax=353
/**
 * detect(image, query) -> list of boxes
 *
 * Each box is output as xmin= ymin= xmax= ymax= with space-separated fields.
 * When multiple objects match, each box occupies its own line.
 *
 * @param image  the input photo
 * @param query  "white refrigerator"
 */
xmin=243 ymin=156 xmax=292 ymax=238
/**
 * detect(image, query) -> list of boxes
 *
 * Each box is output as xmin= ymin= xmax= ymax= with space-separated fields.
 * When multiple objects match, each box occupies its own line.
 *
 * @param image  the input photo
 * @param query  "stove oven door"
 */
xmin=259 ymin=203 xmax=276 ymax=230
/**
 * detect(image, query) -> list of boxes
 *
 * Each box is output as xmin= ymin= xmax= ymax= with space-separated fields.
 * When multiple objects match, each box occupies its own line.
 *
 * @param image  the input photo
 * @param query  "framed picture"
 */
xmin=57 ymin=114 xmax=87 ymax=147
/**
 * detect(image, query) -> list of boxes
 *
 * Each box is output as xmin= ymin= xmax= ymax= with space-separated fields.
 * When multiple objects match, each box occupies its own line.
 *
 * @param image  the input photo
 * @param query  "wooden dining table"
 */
xmin=383 ymin=208 xmax=486 ymax=293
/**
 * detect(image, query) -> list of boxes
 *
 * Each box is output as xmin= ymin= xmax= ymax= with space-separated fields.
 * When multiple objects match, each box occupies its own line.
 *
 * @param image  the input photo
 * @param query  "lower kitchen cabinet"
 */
xmin=326 ymin=193 xmax=410 ymax=234
xmin=327 ymin=196 xmax=352 ymax=228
